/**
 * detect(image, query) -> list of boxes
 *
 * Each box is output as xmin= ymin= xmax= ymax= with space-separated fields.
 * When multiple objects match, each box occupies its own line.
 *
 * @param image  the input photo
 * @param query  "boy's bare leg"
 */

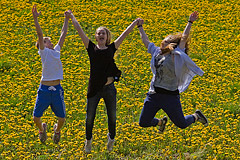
xmin=55 ymin=117 xmax=65 ymax=132
xmin=53 ymin=117 xmax=65 ymax=144
xmin=34 ymin=116 xmax=47 ymax=143
xmin=33 ymin=116 xmax=44 ymax=131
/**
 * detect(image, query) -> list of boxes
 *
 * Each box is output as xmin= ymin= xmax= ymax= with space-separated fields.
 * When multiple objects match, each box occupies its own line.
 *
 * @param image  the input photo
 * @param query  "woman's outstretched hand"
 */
xmin=137 ymin=18 xmax=144 ymax=26
xmin=189 ymin=11 xmax=199 ymax=23
xmin=32 ymin=5 xmax=41 ymax=19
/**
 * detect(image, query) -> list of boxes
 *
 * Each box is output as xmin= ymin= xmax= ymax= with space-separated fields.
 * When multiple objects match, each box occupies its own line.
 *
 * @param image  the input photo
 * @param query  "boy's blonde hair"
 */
xmin=36 ymin=37 xmax=51 ymax=49
xmin=95 ymin=27 xmax=111 ymax=45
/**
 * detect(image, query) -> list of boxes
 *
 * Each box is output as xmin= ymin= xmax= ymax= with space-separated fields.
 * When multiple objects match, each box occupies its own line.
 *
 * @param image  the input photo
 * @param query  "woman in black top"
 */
xmin=69 ymin=11 xmax=140 ymax=153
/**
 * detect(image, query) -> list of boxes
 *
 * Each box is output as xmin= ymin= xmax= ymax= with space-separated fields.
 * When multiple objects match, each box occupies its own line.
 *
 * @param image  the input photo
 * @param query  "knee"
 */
xmin=139 ymin=122 xmax=145 ymax=127
xmin=58 ymin=117 xmax=65 ymax=123
xmin=139 ymin=119 xmax=149 ymax=127
xmin=33 ymin=116 xmax=40 ymax=123
xmin=108 ymin=116 xmax=116 ymax=124
xmin=86 ymin=113 xmax=95 ymax=121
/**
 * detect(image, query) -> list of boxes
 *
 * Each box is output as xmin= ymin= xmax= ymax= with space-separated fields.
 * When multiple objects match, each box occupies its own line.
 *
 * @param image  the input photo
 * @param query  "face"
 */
xmin=44 ymin=38 xmax=54 ymax=49
xmin=160 ymin=37 xmax=171 ymax=49
xmin=95 ymin=29 xmax=107 ymax=45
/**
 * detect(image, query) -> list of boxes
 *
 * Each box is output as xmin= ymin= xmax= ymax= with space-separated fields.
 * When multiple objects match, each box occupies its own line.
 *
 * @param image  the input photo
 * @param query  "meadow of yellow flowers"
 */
xmin=0 ymin=0 xmax=239 ymax=159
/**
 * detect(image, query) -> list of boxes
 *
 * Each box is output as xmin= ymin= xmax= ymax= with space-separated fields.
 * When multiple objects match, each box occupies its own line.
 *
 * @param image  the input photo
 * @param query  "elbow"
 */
xmin=142 ymin=40 xmax=150 ymax=48
xmin=37 ymin=32 xmax=43 ymax=38
xmin=181 ymin=34 xmax=188 ymax=40
xmin=61 ymin=29 xmax=67 ymax=35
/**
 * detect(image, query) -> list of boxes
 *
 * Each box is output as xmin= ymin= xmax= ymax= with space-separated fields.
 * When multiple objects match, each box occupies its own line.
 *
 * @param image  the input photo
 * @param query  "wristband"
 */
xmin=188 ymin=20 xmax=193 ymax=24
xmin=138 ymin=25 xmax=143 ymax=28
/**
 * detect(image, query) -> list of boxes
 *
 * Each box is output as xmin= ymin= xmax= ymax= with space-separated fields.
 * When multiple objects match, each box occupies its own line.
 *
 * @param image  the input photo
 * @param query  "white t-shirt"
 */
xmin=38 ymin=45 xmax=63 ymax=81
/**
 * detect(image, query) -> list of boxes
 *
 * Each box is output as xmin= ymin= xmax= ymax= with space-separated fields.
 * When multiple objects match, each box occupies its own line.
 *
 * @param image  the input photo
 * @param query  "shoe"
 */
xmin=107 ymin=133 xmax=114 ymax=152
xmin=159 ymin=116 xmax=168 ymax=133
xmin=195 ymin=109 xmax=209 ymax=127
xmin=39 ymin=123 xmax=47 ymax=143
xmin=85 ymin=139 xmax=92 ymax=154
xmin=53 ymin=124 xmax=61 ymax=144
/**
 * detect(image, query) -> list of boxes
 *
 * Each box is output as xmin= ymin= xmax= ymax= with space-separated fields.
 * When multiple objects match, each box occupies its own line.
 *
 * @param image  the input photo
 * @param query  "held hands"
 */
xmin=32 ymin=5 xmax=41 ymax=19
xmin=137 ymin=18 xmax=144 ymax=27
xmin=188 ymin=11 xmax=199 ymax=23
xmin=64 ymin=10 xmax=73 ymax=20
xmin=65 ymin=10 xmax=74 ymax=20
xmin=132 ymin=18 xmax=144 ymax=27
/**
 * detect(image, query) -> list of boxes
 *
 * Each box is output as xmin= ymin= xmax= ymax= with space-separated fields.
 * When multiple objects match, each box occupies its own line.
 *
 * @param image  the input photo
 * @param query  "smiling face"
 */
xmin=44 ymin=37 xmax=54 ymax=49
xmin=95 ymin=29 xmax=107 ymax=45
xmin=95 ymin=27 xmax=111 ymax=46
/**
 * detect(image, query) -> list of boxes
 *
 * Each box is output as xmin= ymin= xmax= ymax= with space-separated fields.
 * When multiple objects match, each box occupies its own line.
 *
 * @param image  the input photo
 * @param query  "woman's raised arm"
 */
xmin=179 ymin=11 xmax=199 ymax=50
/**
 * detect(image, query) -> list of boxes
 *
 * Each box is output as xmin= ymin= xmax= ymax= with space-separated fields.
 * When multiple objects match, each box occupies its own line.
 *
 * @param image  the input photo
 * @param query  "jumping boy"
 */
xmin=32 ymin=5 xmax=70 ymax=144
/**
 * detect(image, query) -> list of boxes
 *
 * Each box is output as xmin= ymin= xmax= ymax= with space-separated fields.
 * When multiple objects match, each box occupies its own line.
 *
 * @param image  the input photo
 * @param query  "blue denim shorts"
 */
xmin=33 ymin=84 xmax=66 ymax=118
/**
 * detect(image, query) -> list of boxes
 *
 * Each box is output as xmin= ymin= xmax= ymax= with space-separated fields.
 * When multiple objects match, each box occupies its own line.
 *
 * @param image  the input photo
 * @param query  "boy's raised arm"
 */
xmin=70 ymin=12 xmax=89 ymax=48
xmin=32 ymin=5 xmax=44 ymax=50
xmin=58 ymin=11 xmax=71 ymax=49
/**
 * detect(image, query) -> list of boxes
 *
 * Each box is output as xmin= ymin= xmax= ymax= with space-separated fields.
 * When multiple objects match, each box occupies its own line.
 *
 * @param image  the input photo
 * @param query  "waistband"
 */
xmin=154 ymin=86 xmax=179 ymax=95
xmin=39 ymin=84 xmax=62 ymax=91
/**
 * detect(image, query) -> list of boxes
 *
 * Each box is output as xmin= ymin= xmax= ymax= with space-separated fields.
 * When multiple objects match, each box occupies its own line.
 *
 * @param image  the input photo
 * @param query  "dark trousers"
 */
xmin=86 ymin=83 xmax=117 ymax=140
xmin=139 ymin=93 xmax=195 ymax=129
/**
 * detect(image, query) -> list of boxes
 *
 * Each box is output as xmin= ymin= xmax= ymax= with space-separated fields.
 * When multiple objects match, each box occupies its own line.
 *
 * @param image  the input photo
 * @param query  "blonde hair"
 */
xmin=36 ymin=37 xmax=51 ymax=49
xmin=95 ymin=27 xmax=111 ymax=45
xmin=162 ymin=32 xmax=190 ymax=55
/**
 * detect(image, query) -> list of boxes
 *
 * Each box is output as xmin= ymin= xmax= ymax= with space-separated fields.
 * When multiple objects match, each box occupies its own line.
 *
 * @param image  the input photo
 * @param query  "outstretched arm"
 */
xmin=179 ymin=11 xmax=199 ymax=49
xmin=138 ymin=19 xmax=151 ymax=49
xmin=70 ymin=12 xmax=89 ymax=48
xmin=58 ymin=11 xmax=71 ymax=49
xmin=32 ymin=5 xmax=44 ymax=50
xmin=114 ymin=18 xmax=139 ymax=49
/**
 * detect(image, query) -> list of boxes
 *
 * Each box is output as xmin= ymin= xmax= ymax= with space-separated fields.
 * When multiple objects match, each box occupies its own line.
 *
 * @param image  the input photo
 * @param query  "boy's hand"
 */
xmin=189 ymin=11 xmax=199 ymax=23
xmin=32 ymin=5 xmax=41 ymax=19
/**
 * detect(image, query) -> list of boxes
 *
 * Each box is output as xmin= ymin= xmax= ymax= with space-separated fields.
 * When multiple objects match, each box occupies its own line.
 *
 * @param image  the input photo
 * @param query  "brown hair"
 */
xmin=35 ymin=37 xmax=51 ymax=49
xmin=161 ymin=32 xmax=190 ymax=55
xmin=95 ymin=27 xmax=112 ymax=45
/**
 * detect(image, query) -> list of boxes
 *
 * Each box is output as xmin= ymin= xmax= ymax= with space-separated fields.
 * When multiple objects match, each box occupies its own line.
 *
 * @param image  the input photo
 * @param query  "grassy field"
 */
xmin=0 ymin=0 xmax=239 ymax=159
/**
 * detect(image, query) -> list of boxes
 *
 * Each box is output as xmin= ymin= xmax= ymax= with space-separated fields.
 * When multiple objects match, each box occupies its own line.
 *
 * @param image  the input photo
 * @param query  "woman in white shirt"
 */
xmin=137 ymin=11 xmax=208 ymax=133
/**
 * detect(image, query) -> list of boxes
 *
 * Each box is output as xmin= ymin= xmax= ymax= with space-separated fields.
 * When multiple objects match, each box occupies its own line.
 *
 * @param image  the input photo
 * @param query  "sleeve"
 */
xmin=111 ymin=42 xmax=117 ymax=51
xmin=174 ymin=48 xmax=204 ymax=93
xmin=38 ymin=47 xmax=46 ymax=55
xmin=86 ymin=40 xmax=95 ymax=57
xmin=184 ymin=54 xmax=204 ymax=76
xmin=87 ymin=40 xmax=95 ymax=51
xmin=176 ymin=46 xmax=186 ymax=52
xmin=54 ymin=44 xmax=61 ymax=52
xmin=148 ymin=42 xmax=161 ymax=57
